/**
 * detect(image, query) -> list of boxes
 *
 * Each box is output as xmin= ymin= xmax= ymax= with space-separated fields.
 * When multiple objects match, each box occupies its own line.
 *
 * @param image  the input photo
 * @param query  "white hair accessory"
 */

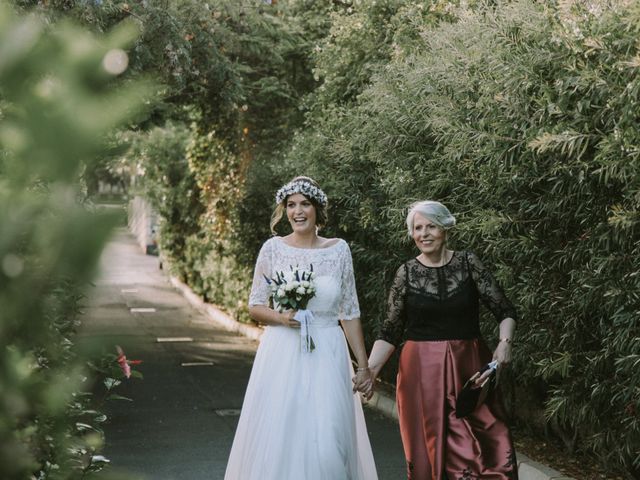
xmin=275 ymin=180 xmax=328 ymax=206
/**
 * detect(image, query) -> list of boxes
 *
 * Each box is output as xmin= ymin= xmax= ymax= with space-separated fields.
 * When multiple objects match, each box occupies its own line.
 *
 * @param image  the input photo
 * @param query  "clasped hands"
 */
xmin=352 ymin=367 xmax=375 ymax=401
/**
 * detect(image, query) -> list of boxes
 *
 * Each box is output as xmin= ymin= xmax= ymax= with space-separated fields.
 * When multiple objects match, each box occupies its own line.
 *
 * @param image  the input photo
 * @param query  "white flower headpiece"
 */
xmin=275 ymin=180 xmax=328 ymax=206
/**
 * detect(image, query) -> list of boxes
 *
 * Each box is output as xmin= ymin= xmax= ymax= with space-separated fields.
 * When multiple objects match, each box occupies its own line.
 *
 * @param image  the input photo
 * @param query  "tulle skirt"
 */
xmin=224 ymin=323 xmax=378 ymax=480
xmin=397 ymin=339 xmax=518 ymax=480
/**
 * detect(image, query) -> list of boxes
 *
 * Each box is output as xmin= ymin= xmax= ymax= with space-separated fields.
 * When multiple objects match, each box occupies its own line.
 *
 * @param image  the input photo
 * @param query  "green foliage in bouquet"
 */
xmin=0 ymin=4 xmax=148 ymax=478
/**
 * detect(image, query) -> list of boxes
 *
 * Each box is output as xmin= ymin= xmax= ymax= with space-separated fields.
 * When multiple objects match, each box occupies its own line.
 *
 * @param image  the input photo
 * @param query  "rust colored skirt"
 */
xmin=396 ymin=339 xmax=518 ymax=480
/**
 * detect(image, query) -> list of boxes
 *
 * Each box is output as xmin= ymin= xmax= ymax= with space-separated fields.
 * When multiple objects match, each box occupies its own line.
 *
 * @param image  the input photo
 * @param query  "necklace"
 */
xmin=420 ymin=249 xmax=449 ymax=267
xmin=289 ymin=234 xmax=318 ymax=249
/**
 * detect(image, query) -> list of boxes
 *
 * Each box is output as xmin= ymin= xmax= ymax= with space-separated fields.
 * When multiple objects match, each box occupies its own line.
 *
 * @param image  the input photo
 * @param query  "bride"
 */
xmin=224 ymin=176 xmax=378 ymax=480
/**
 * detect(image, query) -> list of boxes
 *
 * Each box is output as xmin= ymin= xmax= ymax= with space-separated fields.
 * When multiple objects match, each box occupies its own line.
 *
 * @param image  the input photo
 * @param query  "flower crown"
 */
xmin=275 ymin=180 xmax=328 ymax=207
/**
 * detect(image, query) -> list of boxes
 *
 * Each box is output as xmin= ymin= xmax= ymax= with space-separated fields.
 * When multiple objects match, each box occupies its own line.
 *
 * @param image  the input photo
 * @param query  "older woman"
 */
xmin=365 ymin=200 xmax=518 ymax=480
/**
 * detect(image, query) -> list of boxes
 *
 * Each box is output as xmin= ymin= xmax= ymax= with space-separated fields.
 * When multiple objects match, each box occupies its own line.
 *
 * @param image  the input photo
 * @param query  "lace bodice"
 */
xmin=249 ymin=237 xmax=361 ymax=322
xmin=378 ymin=251 xmax=517 ymax=345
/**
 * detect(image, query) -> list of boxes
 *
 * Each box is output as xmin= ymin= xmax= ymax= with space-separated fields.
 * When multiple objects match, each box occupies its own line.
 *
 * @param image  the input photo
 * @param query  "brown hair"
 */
xmin=270 ymin=176 xmax=329 ymax=234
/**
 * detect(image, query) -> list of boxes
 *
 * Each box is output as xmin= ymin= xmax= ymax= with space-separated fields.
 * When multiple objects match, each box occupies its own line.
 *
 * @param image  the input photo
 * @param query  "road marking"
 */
xmin=156 ymin=337 xmax=194 ymax=343
xmin=214 ymin=409 xmax=241 ymax=417
xmin=121 ymin=288 xmax=139 ymax=293
xmin=181 ymin=361 xmax=215 ymax=367
xmin=130 ymin=307 xmax=156 ymax=313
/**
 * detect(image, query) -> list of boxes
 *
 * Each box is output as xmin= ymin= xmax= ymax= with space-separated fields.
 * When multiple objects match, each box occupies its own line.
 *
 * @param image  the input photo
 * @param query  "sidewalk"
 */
xmin=170 ymin=276 xmax=576 ymax=480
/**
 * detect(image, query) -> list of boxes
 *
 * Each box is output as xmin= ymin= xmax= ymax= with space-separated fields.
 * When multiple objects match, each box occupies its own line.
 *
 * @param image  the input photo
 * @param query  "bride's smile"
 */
xmin=286 ymin=193 xmax=317 ymax=234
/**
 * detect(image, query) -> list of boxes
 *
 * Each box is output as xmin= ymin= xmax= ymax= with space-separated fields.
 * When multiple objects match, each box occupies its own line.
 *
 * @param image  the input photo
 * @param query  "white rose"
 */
xmin=285 ymin=282 xmax=296 ymax=291
xmin=277 ymin=287 xmax=285 ymax=298
xmin=301 ymin=281 xmax=310 ymax=288
xmin=296 ymin=287 xmax=305 ymax=295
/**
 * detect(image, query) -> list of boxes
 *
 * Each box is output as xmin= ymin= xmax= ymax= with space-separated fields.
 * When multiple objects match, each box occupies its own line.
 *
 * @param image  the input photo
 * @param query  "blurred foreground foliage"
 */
xmin=0 ymin=4 xmax=147 ymax=478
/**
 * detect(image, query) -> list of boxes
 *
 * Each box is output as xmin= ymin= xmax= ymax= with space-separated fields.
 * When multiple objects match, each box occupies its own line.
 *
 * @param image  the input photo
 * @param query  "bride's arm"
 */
xmin=248 ymin=239 xmax=297 ymax=327
xmin=249 ymin=305 xmax=298 ymax=327
xmin=341 ymin=318 xmax=372 ymax=392
xmin=341 ymin=318 xmax=369 ymax=369
xmin=337 ymin=241 xmax=372 ymax=391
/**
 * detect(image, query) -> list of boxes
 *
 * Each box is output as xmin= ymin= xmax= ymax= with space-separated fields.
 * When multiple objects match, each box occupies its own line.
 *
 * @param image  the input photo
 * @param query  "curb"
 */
xmin=170 ymin=275 xmax=575 ymax=480
xmin=169 ymin=276 xmax=263 ymax=342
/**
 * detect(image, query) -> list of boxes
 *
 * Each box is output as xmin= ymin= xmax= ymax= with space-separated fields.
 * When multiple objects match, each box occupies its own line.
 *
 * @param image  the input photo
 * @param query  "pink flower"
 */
xmin=116 ymin=345 xmax=141 ymax=379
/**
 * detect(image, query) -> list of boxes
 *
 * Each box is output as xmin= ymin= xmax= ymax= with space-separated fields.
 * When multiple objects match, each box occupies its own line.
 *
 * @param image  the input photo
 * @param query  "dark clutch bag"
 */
xmin=455 ymin=361 xmax=497 ymax=419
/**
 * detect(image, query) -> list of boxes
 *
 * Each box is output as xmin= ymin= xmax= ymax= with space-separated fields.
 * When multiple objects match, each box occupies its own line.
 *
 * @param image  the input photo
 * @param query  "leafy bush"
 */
xmin=0 ymin=6 xmax=147 ymax=478
xmin=127 ymin=1 xmax=332 ymax=320
xmin=282 ymin=0 xmax=640 ymax=475
xmin=128 ymin=121 xmax=203 ymax=271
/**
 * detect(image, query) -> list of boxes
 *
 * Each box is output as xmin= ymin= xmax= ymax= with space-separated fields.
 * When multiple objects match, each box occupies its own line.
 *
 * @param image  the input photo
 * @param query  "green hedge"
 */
xmin=282 ymin=1 xmax=640 ymax=474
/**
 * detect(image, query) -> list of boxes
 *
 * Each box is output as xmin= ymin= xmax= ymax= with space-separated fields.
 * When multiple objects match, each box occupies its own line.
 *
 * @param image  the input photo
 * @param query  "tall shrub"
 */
xmin=130 ymin=1 xmax=335 ymax=320
xmin=0 ymin=6 xmax=148 ymax=478
xmin=284 ymin=0 xmax=640 ymax=474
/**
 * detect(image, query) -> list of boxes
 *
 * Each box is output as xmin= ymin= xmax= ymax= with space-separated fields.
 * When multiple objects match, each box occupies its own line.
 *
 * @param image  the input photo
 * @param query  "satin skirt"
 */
xmin=224 ymin=323 xmax=378 ymax=480
xmin=397 ymin=339 xmax=518 ymax=480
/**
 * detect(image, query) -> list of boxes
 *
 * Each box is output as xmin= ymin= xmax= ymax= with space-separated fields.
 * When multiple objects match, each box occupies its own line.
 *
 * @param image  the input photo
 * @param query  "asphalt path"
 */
xmin=79 ymin=228 xmax=406 ymax=480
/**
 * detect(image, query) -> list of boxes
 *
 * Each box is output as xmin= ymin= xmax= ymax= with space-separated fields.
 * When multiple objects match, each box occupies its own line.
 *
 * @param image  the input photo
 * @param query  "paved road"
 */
xmin=80 ymin=228 xmax=406 ymax=480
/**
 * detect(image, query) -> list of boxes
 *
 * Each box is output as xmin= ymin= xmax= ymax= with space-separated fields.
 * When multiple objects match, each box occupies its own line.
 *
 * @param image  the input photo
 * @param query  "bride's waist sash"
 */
xmin=307 ymin=312 xmax=339 ymax=328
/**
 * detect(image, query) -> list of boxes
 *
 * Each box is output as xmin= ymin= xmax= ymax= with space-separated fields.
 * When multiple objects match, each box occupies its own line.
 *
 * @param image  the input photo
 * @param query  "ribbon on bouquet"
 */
xmin=293 ymin=309 xmax=316 ymax=353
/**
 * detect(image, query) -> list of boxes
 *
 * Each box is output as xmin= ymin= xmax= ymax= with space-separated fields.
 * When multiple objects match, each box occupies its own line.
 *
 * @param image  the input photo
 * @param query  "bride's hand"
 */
xmin=352 ymin=368 xmax=373 ymax=396
xmin=279 ymin=310 xmax=300 ymax=328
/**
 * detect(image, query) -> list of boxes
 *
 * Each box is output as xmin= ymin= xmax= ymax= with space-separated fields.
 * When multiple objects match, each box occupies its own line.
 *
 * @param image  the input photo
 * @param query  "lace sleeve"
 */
xmin=377 ymin=264 xmax=407 ymax=347
xmin=466 ymin=251 xmax=517 ymax=323
xmin=338 ymin=241 xmax=361 ymax=320
xmin=248 ymin=239 xmax=273 ymax=307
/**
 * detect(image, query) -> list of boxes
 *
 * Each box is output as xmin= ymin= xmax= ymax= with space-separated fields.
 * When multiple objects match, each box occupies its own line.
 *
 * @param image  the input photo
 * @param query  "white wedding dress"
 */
xmin=224 ymin=237 xmax=378 ymax=480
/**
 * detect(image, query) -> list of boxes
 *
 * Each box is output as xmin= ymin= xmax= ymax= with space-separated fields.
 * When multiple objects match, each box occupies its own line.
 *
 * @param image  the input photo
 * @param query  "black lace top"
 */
xmin=378 ymin=251 xmax=517 ymax=346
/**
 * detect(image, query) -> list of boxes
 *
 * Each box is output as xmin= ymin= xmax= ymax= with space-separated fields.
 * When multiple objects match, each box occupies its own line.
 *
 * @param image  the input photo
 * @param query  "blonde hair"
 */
xmin=270 ymin=176 xmax=329 ymax=234
xmin=406 ymin=200 xmax=456 ymax=236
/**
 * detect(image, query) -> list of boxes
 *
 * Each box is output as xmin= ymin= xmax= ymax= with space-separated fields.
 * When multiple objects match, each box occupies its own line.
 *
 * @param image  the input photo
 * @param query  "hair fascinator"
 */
xmin=275 ymin=179 xmax=328 ymax=206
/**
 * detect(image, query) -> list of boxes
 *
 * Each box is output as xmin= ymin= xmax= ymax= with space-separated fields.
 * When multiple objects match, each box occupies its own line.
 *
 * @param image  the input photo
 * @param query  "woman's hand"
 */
xmin=493 ymin=339 xmax=512 ymax=365
xmin=356 ymin=340 xmax=396 ymax=400
xmin=362 ymin=367 xmax=379 ymax=401
xmin=279 ymin=310 xmax=300 ymax=328
xmin=352 ymin=367 xmax=374 ymax=398
xmin=474 ymin=340 xmax=512 ymax=385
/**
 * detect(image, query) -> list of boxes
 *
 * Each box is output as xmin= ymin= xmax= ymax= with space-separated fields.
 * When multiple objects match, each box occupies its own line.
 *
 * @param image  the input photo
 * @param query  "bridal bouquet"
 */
xmin=264 ymin=265 xmax=316 ymax=352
